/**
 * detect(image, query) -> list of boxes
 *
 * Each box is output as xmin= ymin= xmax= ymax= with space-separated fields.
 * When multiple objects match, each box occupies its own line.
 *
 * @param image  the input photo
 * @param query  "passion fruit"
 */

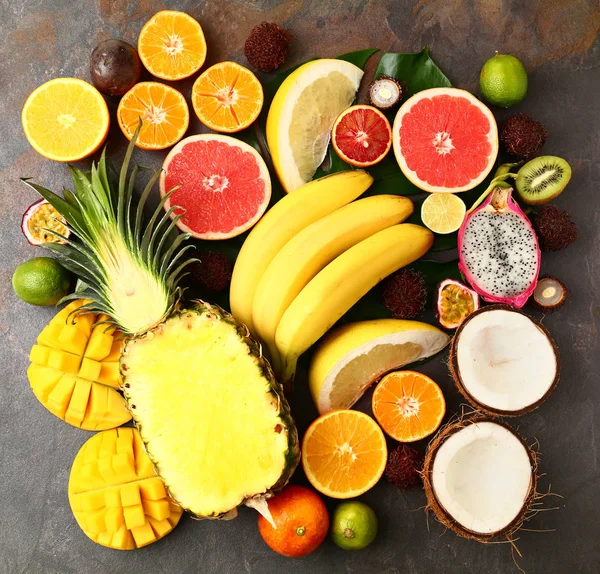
xmin=21 ymin=198 xmax=70 ymax=246
xmin=435 ymin=278 xmax=480 ymax=330
xmin=90 ymin=39 xmax=142 ymax=97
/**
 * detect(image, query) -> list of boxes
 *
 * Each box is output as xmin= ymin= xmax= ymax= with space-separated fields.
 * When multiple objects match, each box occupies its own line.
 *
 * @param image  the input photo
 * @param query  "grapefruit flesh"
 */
xmin=332 ymin=105 xmax=392 ymax=167
xmin=160 ymin=135 xmax=271 ymax=239
xmin=393 ymin=88 xmax=498 ymax=193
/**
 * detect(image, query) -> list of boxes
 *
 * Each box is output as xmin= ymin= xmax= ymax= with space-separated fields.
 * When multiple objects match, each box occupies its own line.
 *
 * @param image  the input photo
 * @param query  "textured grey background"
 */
xmin=1 ymin=1 xmax=599 ymax=573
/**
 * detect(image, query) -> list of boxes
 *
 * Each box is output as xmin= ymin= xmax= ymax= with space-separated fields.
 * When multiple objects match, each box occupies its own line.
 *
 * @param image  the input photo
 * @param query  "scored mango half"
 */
xmin=27 ymin=299 xmax=131 ymax=430
xmin=69 ymin=427 xmax=183 ymax=549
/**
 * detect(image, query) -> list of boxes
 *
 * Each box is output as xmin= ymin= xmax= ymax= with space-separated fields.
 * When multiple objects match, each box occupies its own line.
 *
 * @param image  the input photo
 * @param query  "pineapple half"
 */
xmin=25 ymin=123 xmax=299 ymax=522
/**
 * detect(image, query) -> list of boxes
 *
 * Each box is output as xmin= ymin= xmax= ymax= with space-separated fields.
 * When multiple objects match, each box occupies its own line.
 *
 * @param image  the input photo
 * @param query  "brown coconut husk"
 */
xmin=448 ymin=304 xmax=560 ymax=417
xmin=422 ymin=412 xmax=555 ymax=549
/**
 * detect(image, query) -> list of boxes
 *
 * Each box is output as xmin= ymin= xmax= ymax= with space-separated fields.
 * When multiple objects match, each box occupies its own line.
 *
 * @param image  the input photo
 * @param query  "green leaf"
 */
xmin=336 ymin=48 xmax=379 ymax=69
xmin=374 ymin=45 xmax=452 ymax=97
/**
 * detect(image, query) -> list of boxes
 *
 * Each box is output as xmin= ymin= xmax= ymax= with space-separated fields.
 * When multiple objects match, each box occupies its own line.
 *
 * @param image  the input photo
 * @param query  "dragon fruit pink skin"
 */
xmin=458 ymin=186 xmax=541 ymax=308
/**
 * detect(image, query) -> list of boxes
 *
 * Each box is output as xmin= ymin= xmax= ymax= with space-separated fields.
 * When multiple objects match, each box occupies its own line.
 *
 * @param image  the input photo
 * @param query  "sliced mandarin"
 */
xmin=192 ymin=61 xmax=263 ymax=133
xmin=138 ymin=10 xmax=206 ymax=81
xmin=22 ymin=78 xmax=109 ymax=162
xmin=117 ymin=82 xmax=189 ymax=150
xmin=372 ymin=371 xmax=445 ymax=442
xmin=301 ymin=410 xmax=387 ymax=499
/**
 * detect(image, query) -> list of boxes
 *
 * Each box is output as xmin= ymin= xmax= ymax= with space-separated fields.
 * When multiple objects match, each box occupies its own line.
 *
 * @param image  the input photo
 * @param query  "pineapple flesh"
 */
xmin=69 ymin=427 xmax=182 ymax=549
xmin=122 ymin=303 xmax=299 ymax=518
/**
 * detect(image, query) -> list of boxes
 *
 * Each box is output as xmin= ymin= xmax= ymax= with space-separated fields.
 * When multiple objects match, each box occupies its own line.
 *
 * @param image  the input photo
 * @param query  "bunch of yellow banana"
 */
xmin=229 ymin=170 xmax=434 ymax=384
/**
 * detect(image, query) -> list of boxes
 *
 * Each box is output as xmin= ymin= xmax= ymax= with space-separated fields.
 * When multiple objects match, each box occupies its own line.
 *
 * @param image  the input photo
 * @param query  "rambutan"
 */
xmin=500 ymin=113 xmax=547 ymax=160
xmin=244 ymin=22 xmax=291 ymax=73
xmin=385 ymin=444 xmax=424 ymax=489
xmin=188 ymin=251 xmax=232 ymax=293
xmin=382 ymin=269 xmax=427 ymax=319
xmin=532 ymin=205 xmax=578 ymax=251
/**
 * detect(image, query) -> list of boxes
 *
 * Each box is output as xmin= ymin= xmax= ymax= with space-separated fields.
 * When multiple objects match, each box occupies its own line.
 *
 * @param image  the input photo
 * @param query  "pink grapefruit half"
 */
xmin=392 ymin=87 xmax=498 ymax=193
xmin=160 ymin=134 xmax=271 ymax=239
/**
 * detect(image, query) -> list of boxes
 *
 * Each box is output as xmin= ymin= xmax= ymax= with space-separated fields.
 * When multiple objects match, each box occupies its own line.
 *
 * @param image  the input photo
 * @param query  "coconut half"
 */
xmin=423 ymin=417 xmax=537 ymax=541
xmin=450 ymin=305 xmax=559 ymax=416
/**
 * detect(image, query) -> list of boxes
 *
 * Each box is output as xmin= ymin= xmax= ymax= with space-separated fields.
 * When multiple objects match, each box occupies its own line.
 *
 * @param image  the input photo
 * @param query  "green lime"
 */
xmin=331 ymin=501 xmax=378 ymax=551
xmin=480 ymin=53 xmax=528 ymax=108
xmin=12 ymin=257 xmax=71 ymax=306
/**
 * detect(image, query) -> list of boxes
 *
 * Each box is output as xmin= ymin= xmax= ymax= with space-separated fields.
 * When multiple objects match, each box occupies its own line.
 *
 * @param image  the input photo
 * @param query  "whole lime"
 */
xmin=12 ymin=257 xmax=71 ymax=306
xmin=331 ymin=501 xmax=378 ymax=551
xmin=480 ymin=53 xmax=528 ymax=108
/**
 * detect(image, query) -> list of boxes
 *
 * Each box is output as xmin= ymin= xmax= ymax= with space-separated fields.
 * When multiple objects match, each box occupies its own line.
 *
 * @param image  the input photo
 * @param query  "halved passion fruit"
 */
xmin=435 ymin=278 xmax=479 ymax=330
xmin=22 ymin=199 xmax=70 ymax=246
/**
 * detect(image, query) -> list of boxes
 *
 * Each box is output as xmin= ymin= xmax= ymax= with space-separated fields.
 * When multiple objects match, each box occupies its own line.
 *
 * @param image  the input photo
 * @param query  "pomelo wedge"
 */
xmin=160 ymin=134 xmax=271 ymax=240
xmin=266 ymin=59 xmax=363 ymax=193
xmin=393 ymin=88 xmax=498 ymax=193
xmin=309 ymin=319 xmax=450 ymax=414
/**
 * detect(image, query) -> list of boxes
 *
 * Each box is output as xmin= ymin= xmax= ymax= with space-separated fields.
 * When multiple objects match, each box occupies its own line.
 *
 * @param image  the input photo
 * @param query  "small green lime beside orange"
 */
xmin=12 ymin=257 xmax=71 ymax=306
xmin=258 ymin=485 xmax=329 ymax=558
xmin=331 ymin=501 xmax=378 ymax=551
xmin=480 ymin=53 xmax=528 ymax=108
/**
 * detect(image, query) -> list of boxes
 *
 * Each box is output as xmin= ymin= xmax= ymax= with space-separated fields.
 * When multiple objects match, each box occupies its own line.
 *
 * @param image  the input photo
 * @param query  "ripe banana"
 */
xmin=229 ymin=170 xmax=373 ymax=335
xmin=275 ymin=223 xmax=434 ymax=383
xmin=252 ymin=195 xmax=414 ymax=364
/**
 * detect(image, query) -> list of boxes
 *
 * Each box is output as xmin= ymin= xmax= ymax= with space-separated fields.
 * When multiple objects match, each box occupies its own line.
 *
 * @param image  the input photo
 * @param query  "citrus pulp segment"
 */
xmin=421 ymin=192 xmax=467 ymax=234
xmin=192 ymin=62 xmax=264 ymax=133
xmin=309 ymin=319 xmax=450 ymax=414
xmin=393 ymin=87 xmax=498 ymax=193
xmin=117 ymin=82 xmax=189 ymax=150
xmin=372 ymin=371 xmax=445 ymax=442
xmin=138 ymin=10 xmax=206 ymax=81
xmin=22 ymin=78 xmax=109 ymax=162
xmin=332 ymin=105 xmax=392 ymax=167
xmin=266 ymin=59 xmax=364 ymax=192
xmin=301 ymin=410 xmax=387 ymax=499
xmin=160 ymin=134 xmax=271 ymax=239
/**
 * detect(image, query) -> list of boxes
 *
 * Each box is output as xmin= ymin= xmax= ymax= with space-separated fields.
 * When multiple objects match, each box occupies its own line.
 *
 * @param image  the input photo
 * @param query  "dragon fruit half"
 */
xmin=458 ymin=185 xmax=540 ymax=308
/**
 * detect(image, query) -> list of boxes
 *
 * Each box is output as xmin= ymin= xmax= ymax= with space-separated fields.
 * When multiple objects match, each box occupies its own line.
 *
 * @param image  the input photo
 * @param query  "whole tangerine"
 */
xmin=258 ymin=485 xmax=329 ymax=558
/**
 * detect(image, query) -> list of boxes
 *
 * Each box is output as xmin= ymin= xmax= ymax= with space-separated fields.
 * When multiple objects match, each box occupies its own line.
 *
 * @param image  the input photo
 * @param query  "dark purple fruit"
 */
xmin=90 ymin=39 xmax=142 ymax=97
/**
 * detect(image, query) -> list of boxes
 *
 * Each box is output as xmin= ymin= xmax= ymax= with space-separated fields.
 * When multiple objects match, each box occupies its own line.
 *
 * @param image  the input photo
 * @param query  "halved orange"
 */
xmin=192 ymin=62 xmax=263 ymax=133
xmin=138 ymin=10 xmax=207 ymax=81
xmin=22 ymin=78 xmax=109 ymax=162
xmin=372 ymin=371 xmax=445 ymax=442
xmin=301 ymin=410 xmax=387 ymax=499
xmin=117 ymin=82 xmax=189 ymax=150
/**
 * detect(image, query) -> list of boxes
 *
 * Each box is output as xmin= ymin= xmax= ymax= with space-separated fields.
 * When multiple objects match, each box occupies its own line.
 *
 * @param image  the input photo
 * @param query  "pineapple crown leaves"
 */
xmin=21 ymin=121 xmax=197 ymax=335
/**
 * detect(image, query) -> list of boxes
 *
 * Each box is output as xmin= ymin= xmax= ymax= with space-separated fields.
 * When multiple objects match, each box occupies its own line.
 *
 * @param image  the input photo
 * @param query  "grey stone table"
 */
xmin=1 ymin=1 xmax=599 ymax=573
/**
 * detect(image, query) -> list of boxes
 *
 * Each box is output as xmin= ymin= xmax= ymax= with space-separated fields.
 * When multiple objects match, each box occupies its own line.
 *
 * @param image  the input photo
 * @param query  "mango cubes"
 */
xmin=27 ymin=299 xmax=131 ymax=430
xmin=69 ymin=427 xmax=183 ymax=549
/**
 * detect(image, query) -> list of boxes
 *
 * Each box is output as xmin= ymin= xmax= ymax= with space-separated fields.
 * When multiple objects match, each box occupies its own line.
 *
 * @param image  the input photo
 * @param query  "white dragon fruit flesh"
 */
xmin=458 ymin=186 xmax=540 ymax=308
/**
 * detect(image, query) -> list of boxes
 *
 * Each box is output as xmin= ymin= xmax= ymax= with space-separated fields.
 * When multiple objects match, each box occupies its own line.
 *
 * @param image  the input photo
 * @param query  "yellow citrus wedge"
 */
xmin=22 ymin=78 xmax=109 ymax=162
xmin=302 ymin=410 xmax=387 ymax=499
xmin=266 ymin=59 xmax=364 ymax=193
xmin=309 ymin=319 xmax=450 ymax=414
xmin=138 ymin=10 xmax=207 ymax=81
xmin=421 ymin=192 xmax=466 ymax=234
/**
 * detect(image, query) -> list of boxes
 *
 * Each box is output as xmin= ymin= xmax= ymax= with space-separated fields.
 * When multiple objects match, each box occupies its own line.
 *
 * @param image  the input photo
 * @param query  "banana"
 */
xmin=275 ymin=223 xmax=434 ymax=383
xmin=252 ymin=195 xmax=414 ymax=363
xmin=229 ymin=170 xmax=373 ymax=335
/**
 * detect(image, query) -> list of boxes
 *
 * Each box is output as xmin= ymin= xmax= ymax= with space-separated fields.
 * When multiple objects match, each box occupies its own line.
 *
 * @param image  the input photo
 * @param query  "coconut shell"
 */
xmin=448 ymin=304 xmax=560 ymax=417
xmin=422 ymin=413 xmax=540 ymax=543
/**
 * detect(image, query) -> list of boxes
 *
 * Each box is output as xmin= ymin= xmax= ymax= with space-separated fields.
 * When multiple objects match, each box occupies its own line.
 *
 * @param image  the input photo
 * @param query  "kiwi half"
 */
xmin=515 ymin=155 xmax=572 ymax=205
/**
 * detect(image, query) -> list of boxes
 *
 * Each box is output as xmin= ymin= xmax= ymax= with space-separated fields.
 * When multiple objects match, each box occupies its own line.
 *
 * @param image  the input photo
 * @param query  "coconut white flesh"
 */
xmin=456 ymin=309 xmax=556 ymax=412
xmin=432 ymin=421 xmax=532 ymax=534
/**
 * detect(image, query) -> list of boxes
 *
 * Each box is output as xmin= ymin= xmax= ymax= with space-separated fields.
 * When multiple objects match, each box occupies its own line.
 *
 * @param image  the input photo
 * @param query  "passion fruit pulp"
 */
xmin=21 ymin=199 xmax=70 ymax=246
xmin=436 ymin=278 xmax=480 ymax=329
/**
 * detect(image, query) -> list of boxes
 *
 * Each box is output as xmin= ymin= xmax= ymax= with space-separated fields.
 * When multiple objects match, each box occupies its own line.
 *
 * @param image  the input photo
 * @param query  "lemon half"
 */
xmin=266 ymin=59 xmax=363 ymax=193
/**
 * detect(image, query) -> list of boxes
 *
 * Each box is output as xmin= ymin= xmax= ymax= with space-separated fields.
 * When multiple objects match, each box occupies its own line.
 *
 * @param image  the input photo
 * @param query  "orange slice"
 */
xmin=372 ymin=371 xmax=445 ymax=442
xmin=117 ymin=82 xmax=189 ymax=150
xmin=138 ymin=10 xmax=206 ymax=81
xmin=22 ymin=78 xmax=109 ymax=162
xmin=301 ymin=410 xmax=387 ymax=499
xmin=192 ymin=62 xmax=263 ymax=133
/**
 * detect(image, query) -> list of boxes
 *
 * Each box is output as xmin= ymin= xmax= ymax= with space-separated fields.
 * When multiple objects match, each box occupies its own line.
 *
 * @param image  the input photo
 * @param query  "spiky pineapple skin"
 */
xmin=120 ymin=300 xmax=300 ymax=520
